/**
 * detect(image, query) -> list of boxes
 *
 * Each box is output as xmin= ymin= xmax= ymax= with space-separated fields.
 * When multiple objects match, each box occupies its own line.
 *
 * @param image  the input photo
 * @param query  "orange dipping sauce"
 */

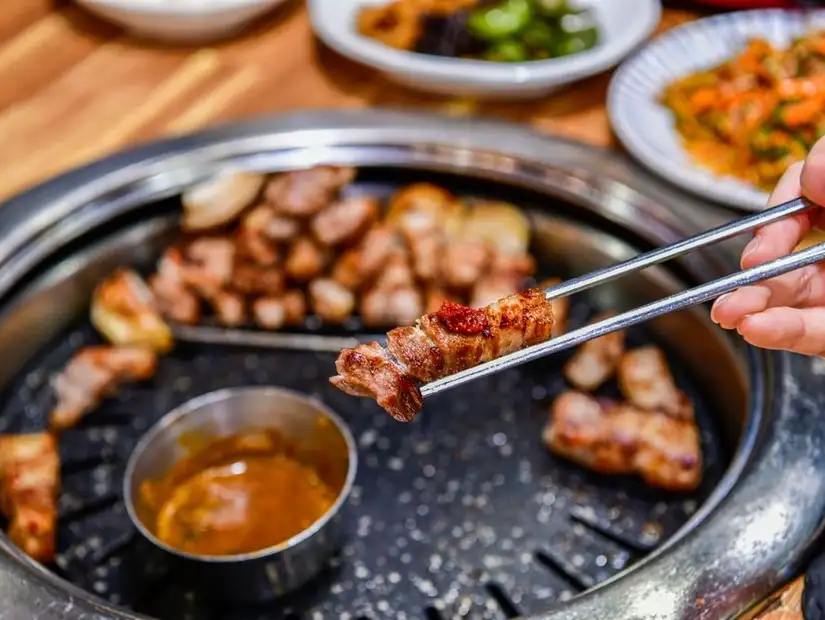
xmin=139 ymin=430 xmax=338 ymax=557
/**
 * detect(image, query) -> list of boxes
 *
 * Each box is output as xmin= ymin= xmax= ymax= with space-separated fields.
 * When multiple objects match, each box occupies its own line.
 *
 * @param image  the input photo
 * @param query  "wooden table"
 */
xmin=0 ymin=1 xmax=813 ymax=617
xmin=0 ymin=1 xmax=710 ymax=201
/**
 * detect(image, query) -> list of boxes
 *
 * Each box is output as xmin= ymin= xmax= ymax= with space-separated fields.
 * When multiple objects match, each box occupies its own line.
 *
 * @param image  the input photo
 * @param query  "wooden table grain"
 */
xmin=0 ymin=1 xmax=813 ymax=616
xmin=0 ymin=1 xmax=708 ymax=201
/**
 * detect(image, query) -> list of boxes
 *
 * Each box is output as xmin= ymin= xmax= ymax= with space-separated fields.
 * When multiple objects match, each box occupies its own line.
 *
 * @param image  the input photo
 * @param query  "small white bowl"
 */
xmin=77 ymin=0 xmax=291 ymax=43
xmin=309 ymin=0 xmax=662 ymax=100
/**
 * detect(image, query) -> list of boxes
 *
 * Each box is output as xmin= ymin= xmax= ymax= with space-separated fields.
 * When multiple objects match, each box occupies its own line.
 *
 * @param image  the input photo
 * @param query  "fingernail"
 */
xmin=742 ymin=235 xmax=761 ymax=259
xmin=711 ymin=294 xmax=731 ymax=323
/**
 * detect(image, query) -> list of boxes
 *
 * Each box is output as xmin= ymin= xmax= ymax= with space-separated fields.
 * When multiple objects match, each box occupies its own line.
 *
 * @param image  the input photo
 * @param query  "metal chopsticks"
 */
xmin=420 ymin=197 xmax=824 ymax=399
xmin=540 ymin=195 xmax=814 ymax=301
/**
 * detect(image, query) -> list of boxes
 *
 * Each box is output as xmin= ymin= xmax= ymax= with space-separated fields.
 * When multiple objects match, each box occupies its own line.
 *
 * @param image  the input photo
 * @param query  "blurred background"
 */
xmin=0 ymin=0 xmax=821 ymax=212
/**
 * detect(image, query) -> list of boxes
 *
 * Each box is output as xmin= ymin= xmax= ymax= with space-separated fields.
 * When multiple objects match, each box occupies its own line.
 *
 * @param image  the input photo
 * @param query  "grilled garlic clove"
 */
xmin=90 ymin=268 xmax=174 ymax=353
xmin=464 ymin=201 xmax=530 ymax=254
xmin=385 ymin=183 xmax=465 ymax=227
xmin=181 ymin=171 xmax=265 ymax=231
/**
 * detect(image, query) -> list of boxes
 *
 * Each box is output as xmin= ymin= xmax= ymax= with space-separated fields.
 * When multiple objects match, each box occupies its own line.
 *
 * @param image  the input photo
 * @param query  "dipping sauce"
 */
xmin=139 ymin=429 xmax=338 ymax=556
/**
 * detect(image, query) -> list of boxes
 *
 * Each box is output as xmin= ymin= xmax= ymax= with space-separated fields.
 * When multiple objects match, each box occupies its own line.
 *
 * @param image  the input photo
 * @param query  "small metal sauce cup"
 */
xmin=123 ymin=386 xmax=357 ymax=603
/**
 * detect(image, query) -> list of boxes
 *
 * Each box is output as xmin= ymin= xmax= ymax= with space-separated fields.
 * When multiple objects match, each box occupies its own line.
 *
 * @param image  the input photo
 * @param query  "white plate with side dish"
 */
xmin=608 ymin=9 xmax=825 ymax=212
xmin=77 ymin=0 xmax=290 ymax=43
xmin=309 ymin=0 xmax=662 ymax=100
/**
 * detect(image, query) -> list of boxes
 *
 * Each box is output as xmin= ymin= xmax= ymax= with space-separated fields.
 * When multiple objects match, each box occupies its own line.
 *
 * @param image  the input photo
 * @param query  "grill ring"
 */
xmin=0 ymin=110 xmax=822 ymax=620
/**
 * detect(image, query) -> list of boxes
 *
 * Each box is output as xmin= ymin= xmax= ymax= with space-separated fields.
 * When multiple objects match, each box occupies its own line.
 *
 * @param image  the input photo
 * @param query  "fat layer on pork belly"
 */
xmin=330 ymin=289 xmax=555 ymax=422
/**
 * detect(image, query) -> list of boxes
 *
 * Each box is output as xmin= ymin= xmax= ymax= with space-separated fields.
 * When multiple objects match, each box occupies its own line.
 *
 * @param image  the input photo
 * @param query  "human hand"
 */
xmin=710 ymin=137 xmax=825 ymax=355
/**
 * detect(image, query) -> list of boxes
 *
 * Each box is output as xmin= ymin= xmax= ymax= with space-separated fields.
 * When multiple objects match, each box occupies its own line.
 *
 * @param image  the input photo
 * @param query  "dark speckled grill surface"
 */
xmin=0 ymin=296 xmax=726 ymax=620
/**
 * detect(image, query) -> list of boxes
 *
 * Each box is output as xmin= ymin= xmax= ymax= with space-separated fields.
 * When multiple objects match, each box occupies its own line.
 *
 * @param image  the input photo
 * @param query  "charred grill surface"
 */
xmin=0 ymin=301 xmax=726 ymax=620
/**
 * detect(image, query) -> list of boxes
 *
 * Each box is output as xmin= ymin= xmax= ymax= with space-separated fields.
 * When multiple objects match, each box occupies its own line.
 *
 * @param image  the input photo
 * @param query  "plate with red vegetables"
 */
xmin=309 ymin=0 xmax=661 ymax=99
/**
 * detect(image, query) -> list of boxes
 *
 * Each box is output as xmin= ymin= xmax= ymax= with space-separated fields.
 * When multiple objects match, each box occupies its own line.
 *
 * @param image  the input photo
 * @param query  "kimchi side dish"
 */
xmin=661 ymin=31 xmax=825 ymax=191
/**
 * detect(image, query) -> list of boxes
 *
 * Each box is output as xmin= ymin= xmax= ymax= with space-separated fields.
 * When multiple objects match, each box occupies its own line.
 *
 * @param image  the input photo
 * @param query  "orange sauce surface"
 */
xmin=139 ymin=430 xmax=337 ymax=557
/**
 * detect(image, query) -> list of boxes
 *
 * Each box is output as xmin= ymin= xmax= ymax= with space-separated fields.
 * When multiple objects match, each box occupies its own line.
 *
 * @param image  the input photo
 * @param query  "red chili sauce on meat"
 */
xmin=435 ymin=301 xmax=490 ymax=336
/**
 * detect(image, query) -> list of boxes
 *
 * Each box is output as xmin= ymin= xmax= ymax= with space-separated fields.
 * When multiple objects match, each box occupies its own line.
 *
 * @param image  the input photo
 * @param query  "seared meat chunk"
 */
xmin=265 ymin=166 xmax=355 ymax=217
xmin=563 ymin=312 xmax=625 ymax=391
xmin=309 ymin=278 xmax=356 ymax=324
xmin=543 ymin=391 xmax=702 ymax=492
xmin=331 ymin=289 xmax=555 ymax=420
xmin=50 ymin=346 xmax=157 ymax=430
xmin=311 ymin=196 xmax=379 ymax=246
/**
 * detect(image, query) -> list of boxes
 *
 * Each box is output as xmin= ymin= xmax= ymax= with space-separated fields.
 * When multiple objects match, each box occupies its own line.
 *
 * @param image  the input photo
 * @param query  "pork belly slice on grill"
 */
xmin=618 ymin=346 xmax=694 ymax=421
xmin=543 ymin=391 xmax=702 ymax=492
xmin=50 ymin=346 xmax=158 ymax=431
xmin=539 ymin=278 xmax=569 ymax=337
xmin=91 ymin=268 xmax=173 ymax=353
xmin=231 ymin=264 xmax=285 ymax=297
xmin=284 ymin=236 xmax=328 ymax=282
xmin=360 ymin=285 xmax=423 ymax=328
xmin=311 ymin=196 xmax=379 ymax=246
xmin=265 ymin=166 xmax=356 ymax=217
xmin=332 ymin=226 xmax=397 ymax=290
xmin=148 ymin=248 xmax=201 ymax=325
xmin=208 ymin=290 xmax=246 ymax=327
xmin=236 ymin=205 xmax=280 ymax=266
xmin=441 ymin=238 xmax=490 ymax=289
xmin=252 ymin=290 xmax=307 ymax=330
xmin=0 ymin=433 xmax=59 ymax=516
xmin=563 ymin=312 xmax=625 ymax=391
xmin=8 ymin=502 xmax=57 ymax=563
xmin=182 ymin=237 xmax=236 ymax=296
xmin=309 ymin=278 xmax=356 ymax=324
xmin=330 ymin=289 xmax=555 ymax=420
xmin=0 ymin=432 xmax=60 ymax=563
xmin=469 ymin=251 xmax=536 ymax=308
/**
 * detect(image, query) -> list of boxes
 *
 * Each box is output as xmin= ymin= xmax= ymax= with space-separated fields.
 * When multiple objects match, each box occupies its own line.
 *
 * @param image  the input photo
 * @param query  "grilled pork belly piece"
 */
xmin=310 ymin=278 xmax=356 ymax=324
xmin=236 ymin=205 xmax=280 ymax=266
xmin=252 ymin=291 xmax=307 ymax=330
xmin=91 ymin=268 xmax=173 ymax=353
xmin=208 ymin=290 xmax=246 ymax=327
xmin=311 ymin=196 xmax=379 ymax=246
xmin=618 ymin=346 xmax=694 ymax=421
xmin=563 ymin=312 xmax=625 ymax=391
xmin=330 ymin=288 xmax=555 ymax=421
xmin=148 ymin=248 xmax=201 ymax=325
xmin=0 ymin=433 xmax=59 ymax=516
xmin=182 ymin=237 xmax=236 ymax=297
xmin=50 ymin=346 xmax=158 ymax=430
xmin=265 ymin=166 xmax=355 ymax=217
xmin=539 ymin=278 xmax=569 ymax=337
xmin=543 ymin=391 xmax=702 ymax=492
xmin=284 ymin=236 xmax=328 ymax=282
xmin=0 ymin=432 xmax=60 ymax=562
xmin=331 ymin=225 xmax=397 ymax=290
xmin=360 ymin=285 xmax=423 ymax=328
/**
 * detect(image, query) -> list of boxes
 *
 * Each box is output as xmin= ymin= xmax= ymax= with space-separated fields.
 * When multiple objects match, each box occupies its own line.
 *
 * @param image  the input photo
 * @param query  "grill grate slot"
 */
xmin=535 ymin=522 xmax=634 ymax=589
xmin=484 ymin=583 xmax=521 ymax=618
xmin=0 ymin=247 xmax=728 ymax=619
xmin=424 ymin=607 xmax=444 ymax=620
xmin=534 ymin=551 xmax=590 ymax=592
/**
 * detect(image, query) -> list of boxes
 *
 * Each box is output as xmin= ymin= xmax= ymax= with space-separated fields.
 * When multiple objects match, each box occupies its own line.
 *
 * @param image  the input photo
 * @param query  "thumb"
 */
xmin=801 ymin=137 xmax=825 ymax=221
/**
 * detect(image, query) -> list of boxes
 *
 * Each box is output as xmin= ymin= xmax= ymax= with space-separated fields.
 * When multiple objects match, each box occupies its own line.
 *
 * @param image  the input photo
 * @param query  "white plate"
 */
xmin=608 ymin=9 xmax=825 ymax=212
xmin=77 ymin=0 xmax=290 ymax=43
xmin=309 ymin=0 xmax=661 ymax=100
